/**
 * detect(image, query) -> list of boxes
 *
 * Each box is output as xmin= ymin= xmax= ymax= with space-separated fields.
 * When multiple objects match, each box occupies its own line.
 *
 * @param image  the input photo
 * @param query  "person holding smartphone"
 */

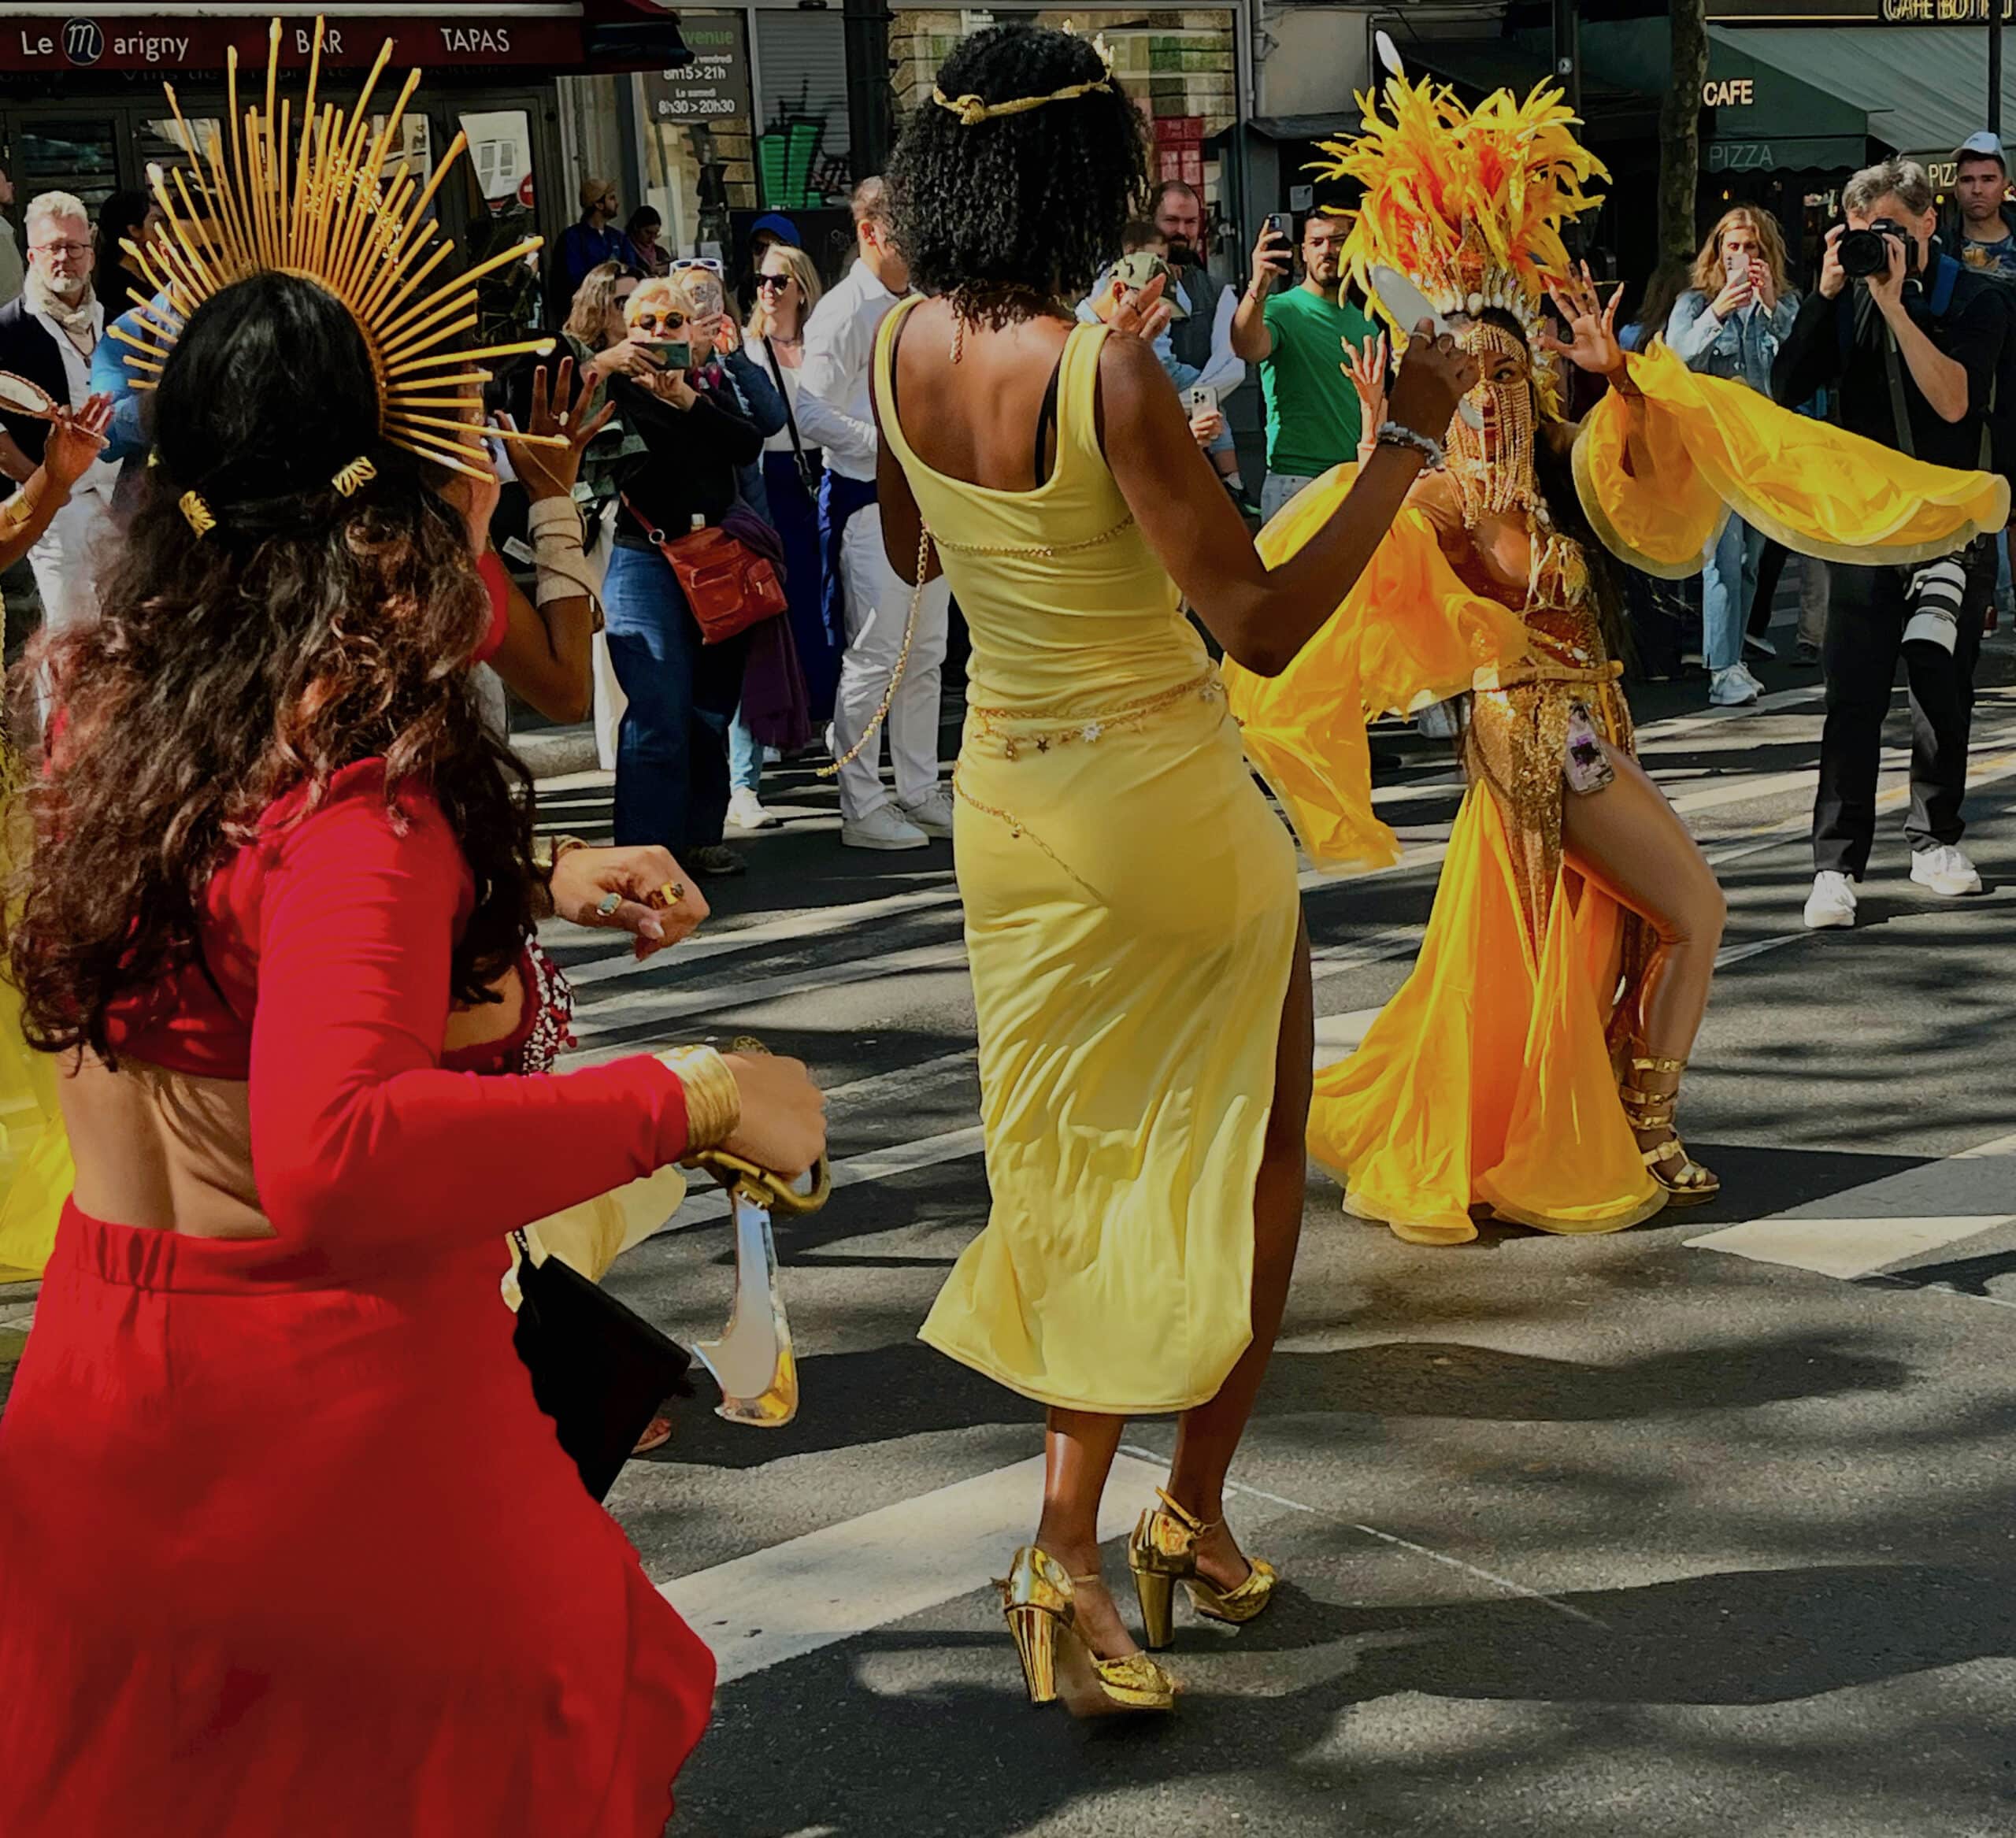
xmin=1665 ymin=208 xmax=1799 ymax=707
xmin=602 ymin=275 xmax=766 ymax=881
xmin=1229 ymin=207 xmax=1379 ymax=523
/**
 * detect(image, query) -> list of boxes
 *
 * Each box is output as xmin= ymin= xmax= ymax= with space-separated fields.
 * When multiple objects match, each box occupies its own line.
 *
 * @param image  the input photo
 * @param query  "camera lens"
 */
xmin=1837 ymin=228 xmax=1889 ymax=280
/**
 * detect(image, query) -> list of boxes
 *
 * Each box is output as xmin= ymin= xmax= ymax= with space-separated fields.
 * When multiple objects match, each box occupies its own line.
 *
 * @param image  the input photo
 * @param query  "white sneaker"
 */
xmin=1710 ymin=665 xmax=1758 ymax=707
xmin=898 ymin=786 xmax=956 ymax=837
xmin=1803 ymin=871 xmax=1858 ymax=929
xmin=840 ymin=804 xmax=930 ymax=851
xmin=1910 ymin=843 xmax=1982 ymax=897
xmin=726 ymin=788 xmax=780 ymax=831
xmin=1736 ymin=661 xmax=1768 ymax=696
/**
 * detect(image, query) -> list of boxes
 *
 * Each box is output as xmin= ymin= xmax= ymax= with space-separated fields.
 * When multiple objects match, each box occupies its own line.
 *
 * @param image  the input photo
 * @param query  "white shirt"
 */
xmin=760 ymin=356 xmax=803 ymax=456
xmin=1073 ymin=266 xmax=1244 ymax=397
xmin=31 ymin=299 xmax=117 ymax=500
xmin=796 ymin=257 xmax=903 ymax=483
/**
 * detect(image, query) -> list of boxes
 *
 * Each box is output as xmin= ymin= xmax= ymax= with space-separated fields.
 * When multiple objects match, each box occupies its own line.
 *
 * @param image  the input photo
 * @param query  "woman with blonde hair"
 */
xmin=728 ymin=239 xmax=834 ymax=821
xmin=1666 ymin=206 xmax=1799 ymax=707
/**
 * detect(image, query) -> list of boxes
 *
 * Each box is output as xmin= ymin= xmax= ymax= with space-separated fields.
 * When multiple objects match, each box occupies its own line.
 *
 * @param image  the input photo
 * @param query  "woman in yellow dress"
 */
xmin=0 ymin=395 xmax=116 ymax=1283
xmin=1228 ymin=68 xmax=2007 ymax=1247
xmin=875 ymin=24 xmax=1476 ymax=1714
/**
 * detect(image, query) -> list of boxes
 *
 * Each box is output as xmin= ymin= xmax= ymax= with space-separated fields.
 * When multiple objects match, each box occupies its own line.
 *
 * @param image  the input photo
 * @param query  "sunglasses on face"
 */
xmin=633 ymin=310 xmax=687 ymax=333
xmin=755 ymin=273 xmax=793 ymax=292
xmin=672 ymin=256 xmax=724 ymax=275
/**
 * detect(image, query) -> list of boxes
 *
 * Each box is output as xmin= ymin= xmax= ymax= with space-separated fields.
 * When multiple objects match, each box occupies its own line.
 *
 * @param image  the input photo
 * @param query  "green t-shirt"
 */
xmin=1261 ymin=285 xmax=1377 ymax=478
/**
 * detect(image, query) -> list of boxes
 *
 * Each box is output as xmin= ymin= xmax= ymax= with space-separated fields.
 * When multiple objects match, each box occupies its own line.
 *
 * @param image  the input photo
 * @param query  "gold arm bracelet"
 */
xmin=659 ymin=1045 xmax=742 ymax=1152
xmin=533 ymin=833 xmax=591 ymax=871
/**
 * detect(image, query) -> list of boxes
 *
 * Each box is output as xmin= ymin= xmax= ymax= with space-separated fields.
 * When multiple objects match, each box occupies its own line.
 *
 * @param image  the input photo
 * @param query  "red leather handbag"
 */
xmin=623 ymin=496 xmax=787 ymax=646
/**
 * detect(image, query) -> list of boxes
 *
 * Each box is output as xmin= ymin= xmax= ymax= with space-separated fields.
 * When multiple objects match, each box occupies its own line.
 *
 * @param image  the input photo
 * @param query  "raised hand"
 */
xmin=41 ymin=394 xmax=112 ymax=495
xmin=1108 ymin=272 xmax=1174 ymax=346
xmin=498 ymin=358 xmax=615 ymax=503
xmin=1343 ymin=330 xmax=1389 ymax=432
xmin=1385 ymin=319 xmax=1478 ymax=442
xmin=1540 ymin=263 xmax=1627 ymax=377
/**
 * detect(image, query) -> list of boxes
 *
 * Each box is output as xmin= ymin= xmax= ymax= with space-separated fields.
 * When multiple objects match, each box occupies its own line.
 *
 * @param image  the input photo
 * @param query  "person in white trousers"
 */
xmin=795 ymin=178 xmax=952 ymax=851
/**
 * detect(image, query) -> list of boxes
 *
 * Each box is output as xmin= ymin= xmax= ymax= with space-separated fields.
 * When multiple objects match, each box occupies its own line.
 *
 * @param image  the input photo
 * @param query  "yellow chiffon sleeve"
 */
xmin=1574 ymin=341 xmax=2011 ymax=579
xmin=1225 ymin=467 xmax=1529 ymax=872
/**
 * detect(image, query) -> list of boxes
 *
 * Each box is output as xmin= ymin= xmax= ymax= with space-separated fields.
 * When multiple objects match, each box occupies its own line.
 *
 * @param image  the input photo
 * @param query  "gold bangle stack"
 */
xmin=534 ymin=833 xmax=591 ymax=872
xmin=660 ymin=1045 xmax=742 ymax=1151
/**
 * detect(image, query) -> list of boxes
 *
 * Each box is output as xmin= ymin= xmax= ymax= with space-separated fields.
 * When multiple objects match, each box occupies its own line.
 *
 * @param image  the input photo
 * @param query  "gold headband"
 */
xmin=931 ymin=73 xmax=1115 ymax=127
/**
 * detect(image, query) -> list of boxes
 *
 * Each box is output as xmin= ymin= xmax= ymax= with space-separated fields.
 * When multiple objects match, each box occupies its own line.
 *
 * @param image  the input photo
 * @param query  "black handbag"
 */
xmin=510 ymin=1230 xmax=695 ymax=1503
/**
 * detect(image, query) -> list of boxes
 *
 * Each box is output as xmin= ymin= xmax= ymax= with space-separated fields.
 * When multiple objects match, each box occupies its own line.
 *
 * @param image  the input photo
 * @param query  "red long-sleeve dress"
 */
xmin=0 ymin=761 xmax=715 ymax=1833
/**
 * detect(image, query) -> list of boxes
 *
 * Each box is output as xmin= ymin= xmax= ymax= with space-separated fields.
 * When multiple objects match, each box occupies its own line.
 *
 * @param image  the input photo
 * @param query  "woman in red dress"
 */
xmin=0 ymin=261 xmax=824 ymax=1830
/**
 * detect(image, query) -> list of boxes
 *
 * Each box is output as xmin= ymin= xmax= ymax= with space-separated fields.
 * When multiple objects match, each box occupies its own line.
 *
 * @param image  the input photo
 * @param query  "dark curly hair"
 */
xmin=7 ymin=269 xmax=536 ymax=1061
xmin=887 ymin=23 xmax=1148 ymax=324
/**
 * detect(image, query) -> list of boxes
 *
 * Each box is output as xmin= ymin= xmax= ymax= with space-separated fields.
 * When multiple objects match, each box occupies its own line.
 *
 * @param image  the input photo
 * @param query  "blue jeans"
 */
xmin=728 ymin=705 xmax=762 ymax=795
xmin=602 ymin=542 xmax=748 ymax=854
xmin=1702 ymin=516 xmax=1765 ymax=673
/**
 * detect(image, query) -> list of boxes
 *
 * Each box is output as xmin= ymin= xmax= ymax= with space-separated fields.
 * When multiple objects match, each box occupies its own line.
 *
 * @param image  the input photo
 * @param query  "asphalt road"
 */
xmin=553 ymin=606 xmax=2016 ymax=1838
xmin=6 ymin=595 xmax=2014 ymax=1837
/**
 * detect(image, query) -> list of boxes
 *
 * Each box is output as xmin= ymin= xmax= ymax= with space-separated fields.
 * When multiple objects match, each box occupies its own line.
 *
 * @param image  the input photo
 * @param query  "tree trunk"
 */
xmin=1661 ymin=0 xmax=1709 ymax=268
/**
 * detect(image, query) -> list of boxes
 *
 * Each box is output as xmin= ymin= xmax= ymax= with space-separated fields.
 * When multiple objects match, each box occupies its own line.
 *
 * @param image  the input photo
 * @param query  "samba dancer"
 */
xmin=0 ymin=27 xmax=823 ymax=1828
xmin=1230 ymin=65 xmax=2007 ymax=1245
xmin=876 ymin=23 xmax=1474 ymax=1714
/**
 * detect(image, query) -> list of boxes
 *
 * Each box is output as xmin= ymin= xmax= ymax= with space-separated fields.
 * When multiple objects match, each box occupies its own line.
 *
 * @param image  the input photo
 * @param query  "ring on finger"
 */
xmin=647 ymin=880 xmax=687 ymax=910
xmin=595 ymin=891 xmax=623 ymax=919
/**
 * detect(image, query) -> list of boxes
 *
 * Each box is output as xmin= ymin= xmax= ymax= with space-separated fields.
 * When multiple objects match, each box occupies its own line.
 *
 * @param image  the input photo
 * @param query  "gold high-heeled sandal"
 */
xmin=1126 ymin=1488 xmax=1277 ymax=1652
xmin=997 ymin=1546 xmax=1177 ymax=1717
xmin=1621 ymin=1054 xmax=1720 ymax=1206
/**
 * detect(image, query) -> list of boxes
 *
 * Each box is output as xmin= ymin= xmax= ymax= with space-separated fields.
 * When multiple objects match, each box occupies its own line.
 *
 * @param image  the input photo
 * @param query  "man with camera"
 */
xmin=1773 ymin=158 xmax=2010 ymax=930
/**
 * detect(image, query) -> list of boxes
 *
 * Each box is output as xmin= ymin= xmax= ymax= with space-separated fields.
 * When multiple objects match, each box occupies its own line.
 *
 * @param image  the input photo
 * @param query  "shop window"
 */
xmin=17 ymin=117 xmax=120 ymax=217
xmin=890 ymin=8 xmax=1236 ymax=215
xmin=642 ymin=11 xmax=759 ymax=259
xmin=752 ymin=10 xmax=852 ymax=209
xmin=454 ymin=108 xmax=543 ymax=343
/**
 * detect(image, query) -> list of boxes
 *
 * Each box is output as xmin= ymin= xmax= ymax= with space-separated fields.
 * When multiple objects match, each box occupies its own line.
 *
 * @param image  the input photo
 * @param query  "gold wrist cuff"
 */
xmin=534 ymin=833 xmax=590 ymax=872
xmin=661 ymin=1045 xmax=742 ymax=1151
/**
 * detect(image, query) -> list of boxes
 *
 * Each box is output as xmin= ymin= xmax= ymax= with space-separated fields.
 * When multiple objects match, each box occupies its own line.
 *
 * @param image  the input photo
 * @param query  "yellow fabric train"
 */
xmin=1228 ymin=344 xmax=2007 ymax=1243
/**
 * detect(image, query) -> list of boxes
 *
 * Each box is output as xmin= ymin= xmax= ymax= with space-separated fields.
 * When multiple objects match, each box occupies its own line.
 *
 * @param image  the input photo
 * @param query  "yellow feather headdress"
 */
xmin=111 ymin=15 xmax=560 ymax=479
xmin=1310 ymin=63 xmax=1607 ymax=408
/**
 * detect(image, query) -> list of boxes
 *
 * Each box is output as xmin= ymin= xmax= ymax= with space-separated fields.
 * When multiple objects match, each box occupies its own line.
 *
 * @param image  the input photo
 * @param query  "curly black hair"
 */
xmin=887 ymin=23 xmax=1148 ymax=323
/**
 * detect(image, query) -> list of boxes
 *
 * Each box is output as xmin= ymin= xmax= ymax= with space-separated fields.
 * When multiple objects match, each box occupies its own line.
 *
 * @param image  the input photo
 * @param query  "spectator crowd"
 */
xmin=2 ymin=143 xmax=2010 ymax=932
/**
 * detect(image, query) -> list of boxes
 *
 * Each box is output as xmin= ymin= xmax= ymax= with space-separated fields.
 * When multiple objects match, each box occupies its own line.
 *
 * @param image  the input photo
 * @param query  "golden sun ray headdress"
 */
xmin=1310 ymin=61 xmax=1607 ymax=413
xmin=112 ymin=16 xmax=560 ymax=480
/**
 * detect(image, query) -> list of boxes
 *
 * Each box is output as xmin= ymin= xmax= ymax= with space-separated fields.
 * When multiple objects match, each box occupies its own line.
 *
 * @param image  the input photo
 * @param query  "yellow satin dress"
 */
xmin=878 ymin=300 xmax=1301 ymax=1414
xmin=1230 ymin=344 xmax=2008 ymax=1245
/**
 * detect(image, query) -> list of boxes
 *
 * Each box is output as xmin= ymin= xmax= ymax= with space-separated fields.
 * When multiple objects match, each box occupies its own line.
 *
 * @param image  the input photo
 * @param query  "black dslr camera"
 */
xmin=1837 ymin=217 xmax=1918 ymax=282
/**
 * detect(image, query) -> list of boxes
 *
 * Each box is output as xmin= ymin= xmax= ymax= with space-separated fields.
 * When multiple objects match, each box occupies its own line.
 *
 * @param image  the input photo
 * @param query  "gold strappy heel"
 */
xmin=997 ymin=1546 xmax=1177 ymax=1717
xmin=1620 ymin=1054 xmax=1720 ymax=1206
xmin=1126 ymin=1488 xmax=1277 ymax=1651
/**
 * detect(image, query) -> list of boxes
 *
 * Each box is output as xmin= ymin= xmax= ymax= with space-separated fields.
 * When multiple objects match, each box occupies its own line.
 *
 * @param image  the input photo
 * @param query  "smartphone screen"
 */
xmin=648 ymin=339 xmax=691 ymax=371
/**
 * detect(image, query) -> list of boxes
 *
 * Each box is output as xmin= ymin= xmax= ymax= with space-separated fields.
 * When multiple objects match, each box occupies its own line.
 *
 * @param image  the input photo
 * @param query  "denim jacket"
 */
xmin=1666 ymin=289 xmax=1799 ymax=394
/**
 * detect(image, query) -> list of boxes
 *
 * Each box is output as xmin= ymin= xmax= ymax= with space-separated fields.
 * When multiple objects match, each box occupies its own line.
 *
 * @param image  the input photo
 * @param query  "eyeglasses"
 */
xmin=672 ymin=256 xmax=724 ymax=275
xmin=755 ymin=274 xmax=793 ymax=292
xmin=633 ymin=310 xmax=687 ymax=333
xmin=32 ymin=240 xmax=90 ymax=258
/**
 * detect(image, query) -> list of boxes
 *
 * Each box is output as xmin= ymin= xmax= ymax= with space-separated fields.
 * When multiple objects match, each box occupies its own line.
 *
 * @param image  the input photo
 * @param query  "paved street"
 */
xmin=7 ymin=612 xmax=2016 ymax=1836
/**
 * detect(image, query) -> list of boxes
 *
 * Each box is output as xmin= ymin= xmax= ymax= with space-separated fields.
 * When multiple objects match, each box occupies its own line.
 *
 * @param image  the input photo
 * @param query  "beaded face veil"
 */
xmin=112 ymin=16 xmax=560 ymax=482
xmin=1310 ymin=60 xmax=1606 ymax=522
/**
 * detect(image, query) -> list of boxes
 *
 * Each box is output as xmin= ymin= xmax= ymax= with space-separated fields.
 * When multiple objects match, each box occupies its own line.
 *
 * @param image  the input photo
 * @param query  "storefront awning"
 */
xmin=0 ymin=2 xmax=688 ymax=76
xmin=1710 ymin=24 xmax=2004 ymax=160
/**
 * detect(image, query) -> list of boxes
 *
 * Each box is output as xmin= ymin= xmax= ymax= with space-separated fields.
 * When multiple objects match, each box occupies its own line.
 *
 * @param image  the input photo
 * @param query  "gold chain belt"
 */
xmin=966 ymin=665 xmax=1225 ymax=762
xmin=931 ymin=513 xmax=1136 ymax=561
xmin=1470 ymin=658 xmax=1623 ymax=693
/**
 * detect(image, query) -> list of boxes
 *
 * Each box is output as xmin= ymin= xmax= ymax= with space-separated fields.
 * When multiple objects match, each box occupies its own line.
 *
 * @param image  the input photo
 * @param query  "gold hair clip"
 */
xmin=180 ymin=490 xmax=216 ymax=538
xmin=332 ymin=455 xmax=378 ymax=496
xmin=931 ymin=70 xmax=1114 ymax=127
